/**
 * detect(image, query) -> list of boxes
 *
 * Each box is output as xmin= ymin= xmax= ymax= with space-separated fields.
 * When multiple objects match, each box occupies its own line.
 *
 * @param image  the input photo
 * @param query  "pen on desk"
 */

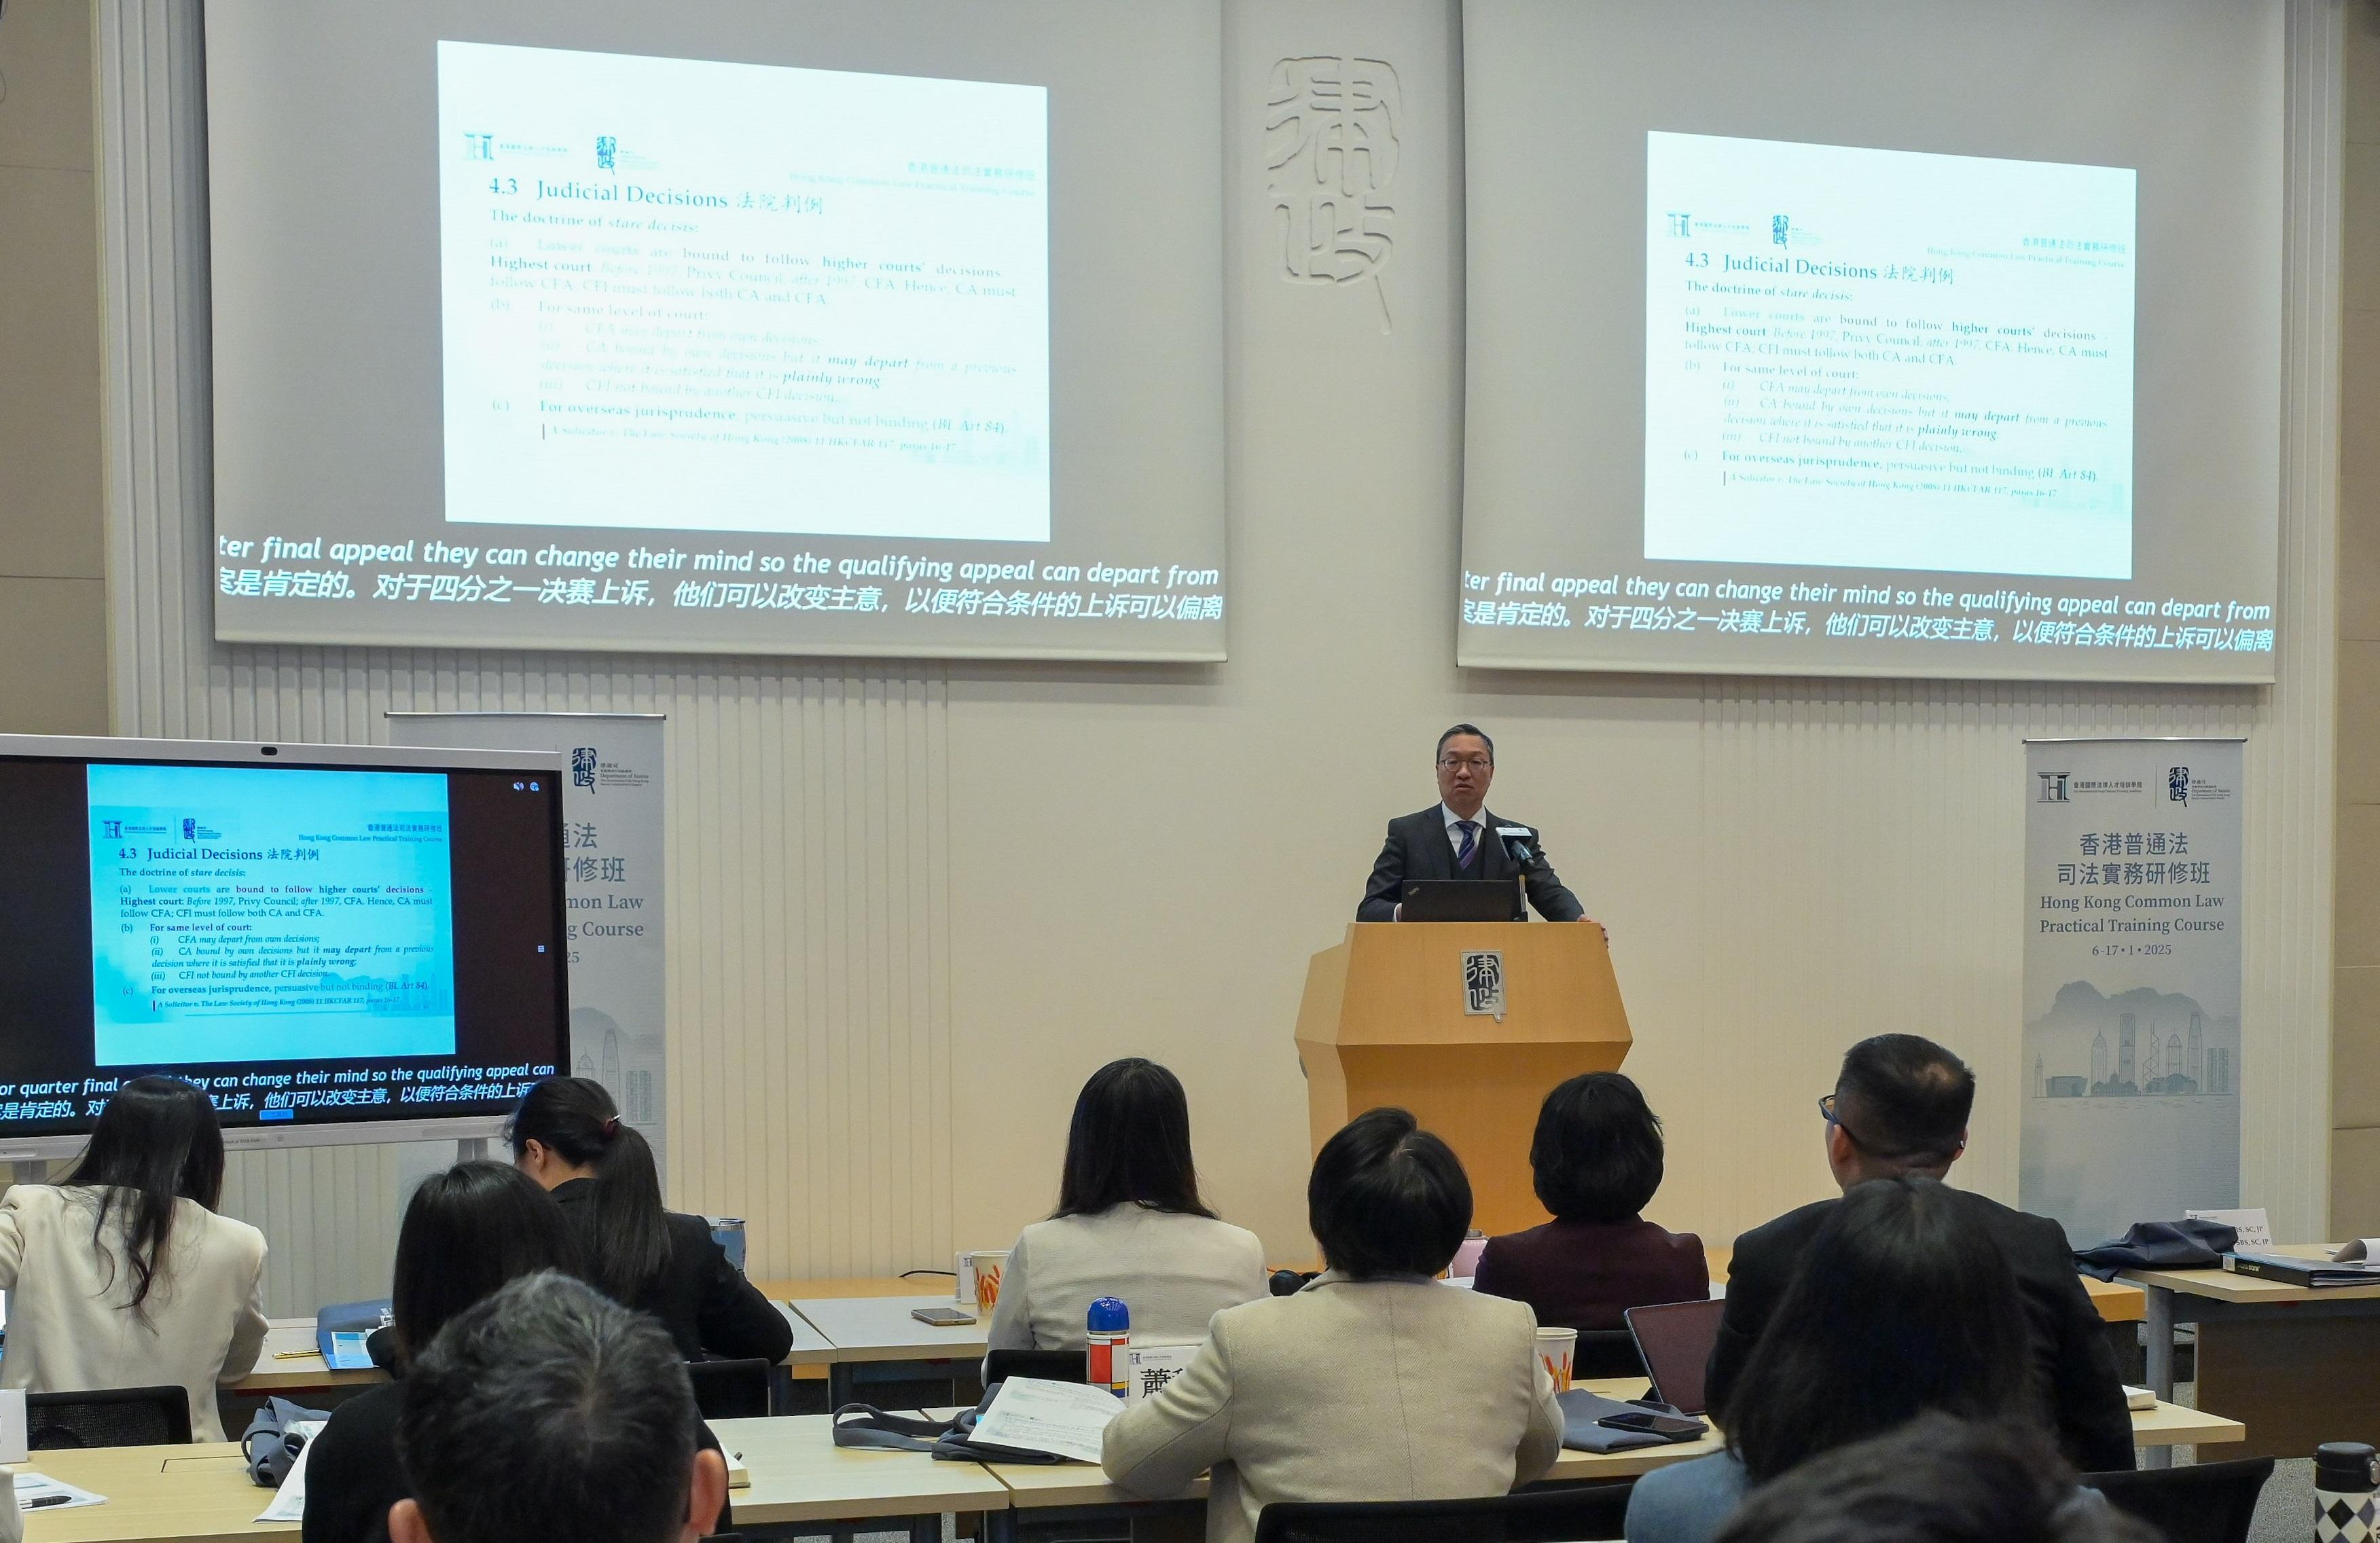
xmin=24 ymin=1495 xmax=73 ymax=1508
xmin=272 ymin=1349 xmax=317 ymax=1359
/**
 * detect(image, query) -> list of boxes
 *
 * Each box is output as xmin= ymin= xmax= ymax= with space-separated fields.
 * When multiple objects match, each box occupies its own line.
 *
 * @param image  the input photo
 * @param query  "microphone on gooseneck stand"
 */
xmin=1496 ymin=826 xmax=1540 ymax=868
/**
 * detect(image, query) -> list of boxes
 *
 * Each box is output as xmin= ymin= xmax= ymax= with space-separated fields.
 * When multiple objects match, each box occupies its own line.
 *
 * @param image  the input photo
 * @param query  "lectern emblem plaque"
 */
xmin=1462 ymin=950 xmax=1506 ymax=1019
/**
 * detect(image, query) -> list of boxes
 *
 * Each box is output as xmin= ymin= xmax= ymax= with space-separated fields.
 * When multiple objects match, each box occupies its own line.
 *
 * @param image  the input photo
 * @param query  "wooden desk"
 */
xmin=232 ymin=1321 xmax=384 ymax=1395
xmin=978 ymin=1376 xmax=2239 ymax=1539
xmin=710 ymin=1414 xmax=1009 ymax=1536
xmin=18 ymin=1442 xmax=285 ymax=1543
xmin=2122 ymin=1243 xmax=2380 ymax=1465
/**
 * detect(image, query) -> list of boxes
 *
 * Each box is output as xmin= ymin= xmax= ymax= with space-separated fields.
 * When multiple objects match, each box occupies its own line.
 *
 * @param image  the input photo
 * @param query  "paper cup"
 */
xmin=1536 ymin=1326 xmax=1578 ymax=1393
xmin=969 ymin=1250 xmax=1009 ymax=1315
xmin=955 ymin=1250 xmax=976 ymax=1306
xmin=1451 ymin=1231 xmax=1488 ymax=1279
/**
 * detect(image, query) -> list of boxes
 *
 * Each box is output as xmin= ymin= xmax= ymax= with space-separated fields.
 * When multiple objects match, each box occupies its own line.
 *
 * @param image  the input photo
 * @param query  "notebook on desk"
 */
xmin=1623 ymin=1297 xmax=1725 ymax=1417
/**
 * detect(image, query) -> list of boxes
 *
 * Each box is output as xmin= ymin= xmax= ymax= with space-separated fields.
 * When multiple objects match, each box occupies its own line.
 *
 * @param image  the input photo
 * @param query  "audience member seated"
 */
xmin=0 ymin=1075 xmax=266 ymax=1441
xmin=1708 ymin=1034 xmax=2133 ymax=1472
xmin=1472 ymin=1071 xmax=1708 ymax=1329
xmin=1103 ymin=1108 xmax=1562 ymax=1543
xmin=986 ymin=1057 xmax=1266 ymax=1354
xmin=302 ymin=1161 xmax=732 ymax=1543
xmin=1625 ymin=1176 xmax=2040 ymax=1543
xmin=1710 ymin=1414 xmax=2154 ymax=1543
xmin=510 ymin=1076 xmax=792 ymax=1364
xmin=389 ymin=1272 xmax=729 ymax=1543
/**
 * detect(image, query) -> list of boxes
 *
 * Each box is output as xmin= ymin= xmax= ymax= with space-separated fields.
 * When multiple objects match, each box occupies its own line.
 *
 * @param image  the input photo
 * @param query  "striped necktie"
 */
xmin=1455 ymin=820 xmax=1479 ymax=869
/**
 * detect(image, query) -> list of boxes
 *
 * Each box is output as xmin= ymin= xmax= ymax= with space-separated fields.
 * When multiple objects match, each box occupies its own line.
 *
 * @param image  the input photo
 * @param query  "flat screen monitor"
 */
xmin=0 ymin=735 xmax=570 ymax=1157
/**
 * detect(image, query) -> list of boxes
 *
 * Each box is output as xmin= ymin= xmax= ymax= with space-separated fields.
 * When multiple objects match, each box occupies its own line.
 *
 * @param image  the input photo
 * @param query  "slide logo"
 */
xmin=573 ymin=747 xmax=598 ymax=793
xmin=462 ymin=132 xmax=493 ymax=162
xmin=2169 ymin=767 xmax=2190 ymax=805
xmin=2038 ymin=773 xmax=2071 ymax=803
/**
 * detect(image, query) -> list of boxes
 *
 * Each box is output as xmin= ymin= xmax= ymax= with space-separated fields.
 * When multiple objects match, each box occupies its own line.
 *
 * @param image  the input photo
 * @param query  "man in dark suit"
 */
xmin=1708 ymin=1034 xmax=2135 ymax=1474
xmin=1357 ymin=724 xmax=1587 ymax=922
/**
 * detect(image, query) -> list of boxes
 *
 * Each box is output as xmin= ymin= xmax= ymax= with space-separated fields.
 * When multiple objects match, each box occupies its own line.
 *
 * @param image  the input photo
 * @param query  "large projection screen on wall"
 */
xmin=1460 ymin=0 xmax=2282 ymax=682
xmin=204 ymin=1 xmax=1225 ymax=661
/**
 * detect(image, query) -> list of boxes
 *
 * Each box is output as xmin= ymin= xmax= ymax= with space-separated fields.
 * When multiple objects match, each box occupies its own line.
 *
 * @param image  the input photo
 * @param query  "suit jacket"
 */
xmin=0 ymin=1184 xmax=268 ymax=1442
xmin=1102 ymin=1271 xmax=1564 ymax=1543
xmin=1707 ymin=1186 xmax=2135 ymax=1474
xmin=551 ymin=1180 xmax=794 ymax=1364
xmin=1357 ymin=806 xmax=1585 ymax=922
xmin=1472 ymin=1216 xmax=1710 ymax=1332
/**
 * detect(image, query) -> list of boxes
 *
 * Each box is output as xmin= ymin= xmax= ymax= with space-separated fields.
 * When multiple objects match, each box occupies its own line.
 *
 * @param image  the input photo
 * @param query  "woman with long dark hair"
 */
xmin=1623 ymin=1176 xmax=2040 ymax=1543
xmin=984 ymin=1058 xmax=1265 ymax=1351
xmin=508 ymin=1076 xmax=789 ymax=1363
xmin=302 ymin=1161 xmax=736 ymax=1543
xmin=0 ymin=1076 xmax=268 ymax=1441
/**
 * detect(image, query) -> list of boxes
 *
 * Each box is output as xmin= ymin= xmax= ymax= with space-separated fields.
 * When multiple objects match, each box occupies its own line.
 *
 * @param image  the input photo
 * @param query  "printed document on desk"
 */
xmin=969 ymin=1377 xmax=1123 ymax=1464
xmin=17 ymin=1472 xmax=105 ymax=1511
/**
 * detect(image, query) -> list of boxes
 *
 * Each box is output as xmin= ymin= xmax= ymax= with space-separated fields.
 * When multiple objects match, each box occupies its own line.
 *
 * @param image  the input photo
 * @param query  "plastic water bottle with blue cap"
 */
xmin=1087 ymin=1296 xmax=1130 ymax=1398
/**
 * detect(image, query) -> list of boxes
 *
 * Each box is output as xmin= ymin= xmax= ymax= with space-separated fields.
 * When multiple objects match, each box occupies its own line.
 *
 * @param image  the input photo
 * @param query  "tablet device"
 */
xmin=1624 ymin=1297 xmax=1726 ymax=1417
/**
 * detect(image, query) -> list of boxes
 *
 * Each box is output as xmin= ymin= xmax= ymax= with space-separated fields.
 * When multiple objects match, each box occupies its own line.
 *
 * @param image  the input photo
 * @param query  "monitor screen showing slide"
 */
xmin=1462 ymin=0 xmax=2282 ymax=681
xmin=0 ymin=738 xmax=568 ymax=1148
xmin=202 ymin=3 xmax=1223 ymax=661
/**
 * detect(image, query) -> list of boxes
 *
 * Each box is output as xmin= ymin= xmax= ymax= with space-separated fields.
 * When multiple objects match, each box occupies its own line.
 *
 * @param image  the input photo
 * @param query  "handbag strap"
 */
xmin=831 ymin=1404 xmax=961 ymax=1453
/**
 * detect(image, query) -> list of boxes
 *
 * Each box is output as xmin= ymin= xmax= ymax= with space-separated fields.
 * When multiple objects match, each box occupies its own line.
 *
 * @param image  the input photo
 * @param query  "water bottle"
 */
xmin=2316 ymin=1441 xmax=2379 ymax=1542
xmin=1087 ymin=1296 xmax=1130 ymax=1398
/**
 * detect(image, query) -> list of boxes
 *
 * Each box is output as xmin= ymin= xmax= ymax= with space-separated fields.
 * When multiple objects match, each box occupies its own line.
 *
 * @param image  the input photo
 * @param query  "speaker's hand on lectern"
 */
xmin=1582 ymin=918 xmax=1609 ymax=945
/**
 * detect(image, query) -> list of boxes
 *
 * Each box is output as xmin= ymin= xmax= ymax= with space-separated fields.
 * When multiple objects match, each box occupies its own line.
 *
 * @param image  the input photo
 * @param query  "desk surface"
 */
xmin=712 ymin=1415 xmax=1009 ymax=1523
xmin=2120 ymin=1244 xmax=2380 ymax=1304
xmin=234 ymin=1321 xmax=384 ymax=1394
xmin=984 ymin=1378 xmax=2242 ymax=1510
xmin=789 ymin=1294 xmax=990 ymax=1363
xmin=20 ymin=1443 xmax=283 ymax=1543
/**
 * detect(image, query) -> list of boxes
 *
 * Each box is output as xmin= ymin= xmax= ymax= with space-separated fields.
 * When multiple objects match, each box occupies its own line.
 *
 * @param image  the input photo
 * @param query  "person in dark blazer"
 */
xmin=1357 ymin=724 xmax=1588 ymax=922
xmin=510 ymin=1077 xmax=793 ymax=1366
xmin=1706 ymin=1035 xmax=2134 ymax=1475
xmin=1473 ymin=1072 xmax=1707 ymax=1330
xmin=302 ymin=1162 xmax=734 ymax=1543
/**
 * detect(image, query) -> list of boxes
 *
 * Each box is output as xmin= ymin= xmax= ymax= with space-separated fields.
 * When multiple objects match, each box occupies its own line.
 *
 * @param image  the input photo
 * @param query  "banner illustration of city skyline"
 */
xmin=2019 ymin=740 xmax=2243 ymax=1248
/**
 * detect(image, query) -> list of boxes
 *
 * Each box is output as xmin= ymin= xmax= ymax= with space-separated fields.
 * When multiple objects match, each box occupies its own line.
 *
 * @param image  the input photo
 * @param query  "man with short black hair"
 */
xmin=390 ymin=1271 xmax=729 ymax=1543
xmin=1356 ymin=724 xmax=1589 ymax=922
xmin=1707 ymin=1034 xmax=2134 ymax=1473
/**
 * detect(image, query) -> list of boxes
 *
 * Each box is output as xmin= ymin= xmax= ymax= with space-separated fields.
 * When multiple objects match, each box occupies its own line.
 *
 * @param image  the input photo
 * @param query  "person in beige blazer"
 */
xmin=986 ymin=1059 xmax=1267 ymax=1356
xmin=1103 ymin=1109 xmax=1564 ymax=1543
xmin=0 ymin=1077 xmax=268 ymax=1442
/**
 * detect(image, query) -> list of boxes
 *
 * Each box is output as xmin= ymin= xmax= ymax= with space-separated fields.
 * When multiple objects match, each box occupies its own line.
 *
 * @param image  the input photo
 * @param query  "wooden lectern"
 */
xmin=1294 ymin=923 xmax=1631 ymax=1237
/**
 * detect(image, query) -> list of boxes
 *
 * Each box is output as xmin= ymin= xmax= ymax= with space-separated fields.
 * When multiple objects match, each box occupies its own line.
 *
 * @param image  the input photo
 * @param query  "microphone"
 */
xmin=1496 ymin=825 xmax=1540 ymax=867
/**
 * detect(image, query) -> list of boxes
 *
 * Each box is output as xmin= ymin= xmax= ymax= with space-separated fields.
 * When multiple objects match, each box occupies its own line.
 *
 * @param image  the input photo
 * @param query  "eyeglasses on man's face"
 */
xmin=1437 ymin=755 xmax=1492 ymax=773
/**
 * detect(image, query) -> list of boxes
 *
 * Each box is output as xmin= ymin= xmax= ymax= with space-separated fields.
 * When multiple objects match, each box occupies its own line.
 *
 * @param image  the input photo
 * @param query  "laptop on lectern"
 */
xmin=1400 ymin=879 xmax=1523 ymax=922
xmin=1624 ymin=1297 xmax=1727 ymax=1416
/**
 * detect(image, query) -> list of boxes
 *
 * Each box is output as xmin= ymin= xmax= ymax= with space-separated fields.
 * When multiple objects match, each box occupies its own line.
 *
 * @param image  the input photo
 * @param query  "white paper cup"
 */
xmin=1536 ymin=1326 xmax=1578 ymax=1393
xmin=969 ymin=1250 xmax=1009 ymax=1316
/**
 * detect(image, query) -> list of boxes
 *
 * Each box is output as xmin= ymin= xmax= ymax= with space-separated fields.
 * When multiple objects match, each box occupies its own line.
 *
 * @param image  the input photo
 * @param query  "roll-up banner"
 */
xmin=389 ymin=712 xmax=668 ymax=1180
xmin=2020 ymin=738 xmax=2243 ymax=1248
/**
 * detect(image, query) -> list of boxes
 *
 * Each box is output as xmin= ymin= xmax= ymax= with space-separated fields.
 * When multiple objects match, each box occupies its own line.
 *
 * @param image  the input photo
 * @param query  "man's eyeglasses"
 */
xmin=1437 ymin=756 xmax=1492 ymax=773
xmin=1818 ymin=1093 xmax=1863 ymax=1148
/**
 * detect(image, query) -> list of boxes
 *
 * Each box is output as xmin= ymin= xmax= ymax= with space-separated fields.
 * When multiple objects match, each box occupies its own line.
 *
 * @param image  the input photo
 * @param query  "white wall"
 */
xmin=96 ymin=0 xmax=2341 ymax=1313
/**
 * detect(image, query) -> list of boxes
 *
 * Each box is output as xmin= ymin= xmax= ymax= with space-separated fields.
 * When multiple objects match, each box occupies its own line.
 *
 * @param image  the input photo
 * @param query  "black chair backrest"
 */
xmin=2083 ymin=1456 xmax=2275 ymax=1543
xmin=1253 ymin=1485 xmax=1634 ymax=1543
xmin=984 ymin=1348 xmax=1089 ymax=1386
xmin=1572 ymin=1328 xmax=1647 ymax=1381
xmin=27 ymin=1386 xmax=193 ymax=1449
xmin=685 ymin=1358 xmax=772 ymax=1421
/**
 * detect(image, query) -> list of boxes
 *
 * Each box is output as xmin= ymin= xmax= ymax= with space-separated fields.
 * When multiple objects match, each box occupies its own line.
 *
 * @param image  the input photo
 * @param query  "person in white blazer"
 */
xmin=1102 ymin=1108 xmax=1564 ymax=1543
xmin=0 ymin=1076 xmax=268 ymax=1442
xmin=985 ymin=1059 xmax=1266 ymax=1354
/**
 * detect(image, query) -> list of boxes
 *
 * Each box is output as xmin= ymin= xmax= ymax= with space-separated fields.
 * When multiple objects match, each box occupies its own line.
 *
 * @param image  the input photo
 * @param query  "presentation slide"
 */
xmin=0 ymin=745 xmax=568 ymax=1141
xmin=87 ymin=765 xmax=458 ymax=1066
xmin=1644 ymin=133 xmax=2135 ymax=581
xmin=1460 ymin=0 xmax=2282 ymax=682
xmin=203 ymin=3 xmax=1226 ymax=661
xmin=437 ymin=43 xmax=1051 ymax=544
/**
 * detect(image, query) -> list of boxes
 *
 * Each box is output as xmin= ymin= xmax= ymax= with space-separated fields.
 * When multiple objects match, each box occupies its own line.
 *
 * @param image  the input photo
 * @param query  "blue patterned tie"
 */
xmin=1455 ymin=820 xmax=1478 ymax=869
